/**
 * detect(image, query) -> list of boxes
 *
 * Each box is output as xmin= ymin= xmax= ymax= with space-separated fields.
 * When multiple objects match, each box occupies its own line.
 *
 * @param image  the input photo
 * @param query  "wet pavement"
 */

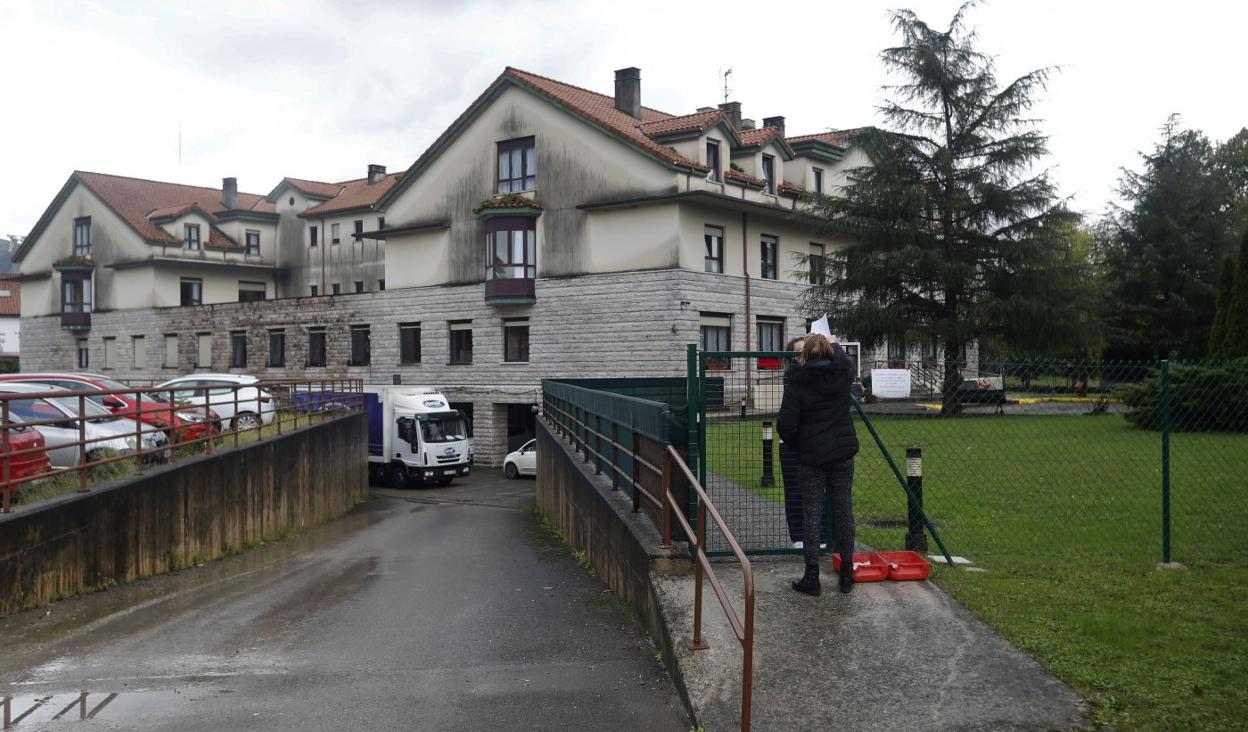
xmin=0 ymin=472 xmax=689 ymax=731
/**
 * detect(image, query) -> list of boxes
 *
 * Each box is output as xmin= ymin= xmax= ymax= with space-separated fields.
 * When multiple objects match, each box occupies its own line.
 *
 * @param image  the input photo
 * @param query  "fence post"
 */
xmin=660 ymin=449 xmax=674 ymax=549
xmin=1161 ymin=359 xmax=1171 ymax=564
xmin=78 ymin=394 xmax=89 ymax=492
xmin=905 ymin=447 xmax=928 ymax=552
xmin=760 ymin=420 xmax=775 ymax=488
xmin=233 ymin=386 xmax=241 ymax=447
xmin=594 ymin=413 xmax=603 ymax=475
xmin=2 ymin=399 xmax=10 ymax=513
xmin=688 ymin=498 xmax=709 ymax=650
xmin=134 ymin=389 xmax=144 ymax=474
xmin=611 ymin=421 xmax=620 ymax=490
xmin=631 ymin=430 xmax=641 ymax=513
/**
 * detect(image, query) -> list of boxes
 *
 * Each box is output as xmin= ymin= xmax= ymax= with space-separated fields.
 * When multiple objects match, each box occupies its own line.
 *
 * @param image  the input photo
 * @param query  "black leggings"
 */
xmin=798 ymin=459 xmax=855 ymax=569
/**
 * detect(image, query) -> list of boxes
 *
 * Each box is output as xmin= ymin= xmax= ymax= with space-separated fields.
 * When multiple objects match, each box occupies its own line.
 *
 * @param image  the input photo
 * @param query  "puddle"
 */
xmin=2 ymin=688 xmax=213 ymax=728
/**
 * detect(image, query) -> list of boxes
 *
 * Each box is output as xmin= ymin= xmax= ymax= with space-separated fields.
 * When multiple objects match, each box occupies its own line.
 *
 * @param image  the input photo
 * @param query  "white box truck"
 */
xmin=364 ymin=386 xmax=472 ymax=487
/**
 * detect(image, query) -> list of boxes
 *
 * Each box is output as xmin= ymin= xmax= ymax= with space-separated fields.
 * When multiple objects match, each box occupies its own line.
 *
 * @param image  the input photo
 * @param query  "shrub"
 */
xmin=1120 ymin=359 xmax=1248 ymax=431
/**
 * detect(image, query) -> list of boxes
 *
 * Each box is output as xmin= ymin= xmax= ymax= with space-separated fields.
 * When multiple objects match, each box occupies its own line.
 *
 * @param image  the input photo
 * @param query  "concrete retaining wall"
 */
xmin=534 ymin=419 xmax=694 ymax=718
xmin=0 ymin=414 xmax=368 ymax=615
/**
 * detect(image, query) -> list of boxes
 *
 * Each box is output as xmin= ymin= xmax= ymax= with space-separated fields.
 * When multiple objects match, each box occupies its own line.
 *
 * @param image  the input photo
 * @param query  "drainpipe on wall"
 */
xmin=742 ymin=211 xmax=752 ymax=409
xmin=320 ymin=216 xmax=327 ymax=295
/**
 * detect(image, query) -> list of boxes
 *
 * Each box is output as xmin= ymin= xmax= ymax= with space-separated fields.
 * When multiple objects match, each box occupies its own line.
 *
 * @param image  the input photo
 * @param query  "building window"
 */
xmin=504 ymin=318 xmax=530 ymax=363
xmin=699 ymin=314 xmax=731 ymax=370
xmin=497 ymin=136 xmax=536 ymax=193
xmin=378 ymin=216 xmax=385 ymax=230
xmin=354 ymin=281 xmax=364 ymax=293
xmin=180 ymin=278 xmax=202 ymax=306
xmin=73 ymin=217 xmax=92 ymax=257
xmin=399 ymin=323 xmax=421 ymax=364
xmin=331 ymin=223 xmax=340 ymax=245
xmin=449 ymin=321 xmax=473 ymax=364
xmin=812 ymin=167 xmax=824 ymax=194
xmin=307 ymin=327 xmax=327 ymax=367
xmin=486 ymin=218 xmax=536 ymax=280
xmin=378 ymin=279 xmax=385 ymax=291
xmin=310 ymin=225 xmax=319 ymax=247
xmin=101 ymin=337 xmax=116 ymax=369
xmin=310 ymin=284 xmax=318 ymax=297
xmin=706 ymin=139 xmax=721 ymax=182
xmin=760 ymin=235 xmax=778 ymax=280
xmin=809 ymin=243 xmax=826 ymax=285
xmin=268 ymin=329 xmax=286 ymax=367
xmin=230 ymin=331 xmax=247 ymax=368
xmin=704 ymin=225 xmax=724 ymax=274
xmin=761 ymin=154 xmax=775 ymax=194
xmin=331 ymin=282 xmax=341 ymax=296
xmin=164 ymin=334 xmax=178 ymax=368
xmin=757 ymin=318 xmax=784 ymax=353
xmin=61 ymin=274 xmax=92 ymax=314
xmin=197 ymin=333 xmax=212 ymax=368
xmin=184 ymin=223 xmax=201 ymax=250
xmin=77 ymin=339 xmax=89 ymax=369
xmin=132 ymin=335 xmax=146 ymax=369
xmin=238 ymin=281 xmax=266 ymax=302
xmin=353 ymin=220 xmax=363 ymax=239
xmin=245 ymin=230 xmax=260 ymax=256
xmin=349 ymin=325 xmax=370 ymax=366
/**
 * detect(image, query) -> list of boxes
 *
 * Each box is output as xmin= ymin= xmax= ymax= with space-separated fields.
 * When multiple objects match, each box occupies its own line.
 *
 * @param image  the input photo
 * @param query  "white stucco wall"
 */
xmin=0 ymin=316 xmax=19 ymax=355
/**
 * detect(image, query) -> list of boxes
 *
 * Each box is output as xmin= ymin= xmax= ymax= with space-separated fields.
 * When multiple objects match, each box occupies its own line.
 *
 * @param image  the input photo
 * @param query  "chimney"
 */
xmin=222 ymin=177 xmax=238 ymax=209
xmin=718 ymin=101 xmax=742 ymax=129
xmin=614 ymin=67 xmax=641 ymax=118
xmin=740 ymin=118 xmax=756 ymax=130
xmin=763 ymin=116 xmax=786 ymax=137
xmin=367 ymin=164 xmax=387 ymax=185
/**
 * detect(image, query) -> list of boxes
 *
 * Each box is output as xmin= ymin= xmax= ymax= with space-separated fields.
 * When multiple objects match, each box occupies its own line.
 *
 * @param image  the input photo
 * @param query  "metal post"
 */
xmin=686 ymin=343 xmax=699 ymax=478
xmin=594 ymin=413 xmax=603 ymax=475
xmin=78 ymin=394 xmax=88 ymax=492
xmin=631 ymin=431 xmax=640 ymax=513
xmin=688 ymin=498 xmax=709 ymax=650
xmin=2 ymin=399 xmax=11 ymax=514
xmin=660 ymin=450 xmax=674 ymax=549
xmin=760 ymin=420 xmax=775 ymax=488
xmin=611 ymin=421 xmax=620 ymax=490
xmin=739 ymin=396 xmax=746 ymax=419
xmin=233 ymin=386 xmax=240 ymax=447
xmin=905 ymin=447 xmax=928 ymax=551
xmin=134 ymin=390 xmax=144 ymax=474
xmin=1161 ymin=359 xmax=1171 ymax=564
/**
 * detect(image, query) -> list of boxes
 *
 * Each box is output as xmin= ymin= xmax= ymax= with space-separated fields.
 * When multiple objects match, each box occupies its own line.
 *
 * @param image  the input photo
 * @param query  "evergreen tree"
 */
xmin=799 ymin=2 xmax=1087 ymax=414
xmin=1226 ymin=232 xmax=1248 ymax=357
xmin=1208 ymin=255 xmax=1235 ymax=358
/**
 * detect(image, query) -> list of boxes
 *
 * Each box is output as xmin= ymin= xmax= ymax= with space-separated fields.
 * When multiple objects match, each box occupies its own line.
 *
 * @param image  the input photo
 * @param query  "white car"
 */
xmin=0 ymin=383 xmax=167 ymax=467
xmin=503 ymin=439 xmax=536 ymax=479
xmin=154 ymin=374 xmax=274 ymax=430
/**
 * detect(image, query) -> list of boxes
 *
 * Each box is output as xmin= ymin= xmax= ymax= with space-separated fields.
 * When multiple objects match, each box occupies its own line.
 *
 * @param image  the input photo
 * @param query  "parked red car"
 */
xmin=0 ymin=373 xmax=220 ymax=444
xmin=1 ymin=422 xmax=53 ymax=499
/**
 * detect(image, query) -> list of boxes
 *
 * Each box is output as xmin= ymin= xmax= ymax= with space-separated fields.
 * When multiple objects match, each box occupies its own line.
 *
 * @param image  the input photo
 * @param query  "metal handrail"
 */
xmin=660 ymin=445 xmax=755 ymax=731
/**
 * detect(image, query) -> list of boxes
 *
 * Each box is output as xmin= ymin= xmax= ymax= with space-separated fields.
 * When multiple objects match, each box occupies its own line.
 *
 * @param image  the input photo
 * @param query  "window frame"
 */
xmin=760 ymin=234 xmax=778 ymax=280
xmin=60 ymin=272 xmax=92 ymax=314
xmin=497 ymin=136 xmax=536 ymax=193
xmin=73 ymin=217 xmax=92 ymax=257
xmin=180 ymin=277 xmax=203 ymax=306
xmin=485 ymin=217 xmax=537 ymax=281
xmin=503 ymin=319 xmax=530 ymax=363
xmin=812 ymin=167 xmax=824 ymax=194
xmin=699 ymin=316 xmax=732 ymax=371
xmin=309 ymin=225 xmax=319 ymax=247
xmin=237 ymin=281 xmax=266 ymax=303
xmin=132 ymin=335 xmax=146 ymax=369
xmin=244 ymin=229 xmax=260 ymax=256
xmin=307 ymin=327 xmax=327 ymax=367
xmin=809 ymin=243 xmax=826 ymax=285
xmin=163 ymin=334 xmax=178 ymax=368
xmin=706 ymin=139 xmax=721 ymax=182
xmin=349 ymin=324 xmax=371 ymax=367
xmin=230 ymin=331 xmax=248 ymax=368
xmin=354 ymin=281 xmax=364 ymax=293
xmin=761 ymin=154 xmax=776 ymax=194
xmin=399 ymin=323 xmax=421 ymax=365
xmin=756 ymin=317 xmax=785 ymax=353
xmin=102 ymin=336 xmax=117 ymax=369
xmin=77 ymin=339 xmax=89 ymax=369
xmin=331 ymin=223 xmax=340 ymax=245
xmin=353 ymin=219 xmax=363 ymax=239
xmin=448 ymin=321 xmax=473 ymax=365
xmin=183 ymin=223 xmax=201 ymax=251
xmin=268 ymin=329 xmax=286 ymax=368
xmin=704 ymin=225 xmax=724 ymax=274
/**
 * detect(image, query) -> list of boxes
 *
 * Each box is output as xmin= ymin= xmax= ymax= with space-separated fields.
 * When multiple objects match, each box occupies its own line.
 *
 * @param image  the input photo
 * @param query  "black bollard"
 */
xmin=905 ymin=446 xmax=928 ymax=552
xmin=760 ymin=420 xmax=775 ymax=488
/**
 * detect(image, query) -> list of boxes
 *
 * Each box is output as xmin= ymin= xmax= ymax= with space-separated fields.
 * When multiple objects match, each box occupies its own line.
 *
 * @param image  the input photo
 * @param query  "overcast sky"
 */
xmin=1 ymin=0 xmax=1245 ymax=238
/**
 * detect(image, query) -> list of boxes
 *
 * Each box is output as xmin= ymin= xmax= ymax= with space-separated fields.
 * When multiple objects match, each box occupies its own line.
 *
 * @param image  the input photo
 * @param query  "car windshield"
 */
xmin=418 ymin=414 xmax=467 ymax=443
xmin=90 ymin=378 xmax=166 ymax=405
xmin=49 ymin=396 xmax=119 ymax=421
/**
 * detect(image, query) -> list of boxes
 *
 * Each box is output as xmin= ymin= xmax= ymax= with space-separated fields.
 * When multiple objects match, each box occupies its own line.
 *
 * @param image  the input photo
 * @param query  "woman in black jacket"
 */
xmin=777 ymin=333 xmax=859 ymax=595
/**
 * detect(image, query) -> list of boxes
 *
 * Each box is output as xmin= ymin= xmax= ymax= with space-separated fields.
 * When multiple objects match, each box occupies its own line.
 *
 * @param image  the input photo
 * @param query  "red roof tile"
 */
xmin=75 ymin=172 xmax=272 ymax=245
xmin=147 ymin=202 xmax=212 ymax=221
xmin=503 ymin=67 xmax=707 ymax=172
xmin=726 ymin=169 xmax=766 ymax=188
xmin=786 ymin=129 xmax=862 ymax=148
xmin=301 ymin=173 xmax=404 ymax=217
xmin=282 ymin=177 xmax=345 ymax=199
xmin=638 ymin=110 xmax=725 ymax=138
xmin=738 ymin=127 xmax=783 ymax=147
xmin=0 ymin=280 xmax=20 ymax=316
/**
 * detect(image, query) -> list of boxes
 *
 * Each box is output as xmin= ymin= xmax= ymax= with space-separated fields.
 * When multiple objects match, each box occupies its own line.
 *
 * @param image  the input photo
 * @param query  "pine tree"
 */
xmin=1208 ymin=255 xmax=1235 ymax=358
xmin=799 ymin=2 xmax=1087 ymax=414
xmin=1225 ymin=231 xmax=1248 ymax=357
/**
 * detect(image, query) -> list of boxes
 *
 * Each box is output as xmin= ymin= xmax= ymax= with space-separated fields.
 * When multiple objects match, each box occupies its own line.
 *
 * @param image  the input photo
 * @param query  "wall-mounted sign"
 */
xmin=871 ymin=369 xmax=912 ymax=399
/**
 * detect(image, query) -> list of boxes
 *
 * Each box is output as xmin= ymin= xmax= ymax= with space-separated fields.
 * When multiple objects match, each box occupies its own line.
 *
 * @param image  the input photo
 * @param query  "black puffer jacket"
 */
xmin=777 ymin=347 xmax=859 ymax=466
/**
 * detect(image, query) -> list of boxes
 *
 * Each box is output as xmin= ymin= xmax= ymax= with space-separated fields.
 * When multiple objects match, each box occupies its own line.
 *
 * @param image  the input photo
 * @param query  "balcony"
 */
xmin=485 ymin=277 xmax=535 ymax=306
xmin=61 ymin=310 xmax=91 ymax=331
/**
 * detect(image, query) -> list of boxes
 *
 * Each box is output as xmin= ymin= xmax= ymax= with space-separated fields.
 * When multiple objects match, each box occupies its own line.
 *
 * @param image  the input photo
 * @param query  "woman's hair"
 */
xmin=785 ymin=336 xmax=806 ymax=351
xmin=801 ymin=334 xmax=836 ymax=362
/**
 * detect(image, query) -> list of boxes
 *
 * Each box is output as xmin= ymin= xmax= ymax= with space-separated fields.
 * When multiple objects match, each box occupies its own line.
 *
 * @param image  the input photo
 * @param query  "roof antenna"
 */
xmin=719 ymin=67 xmax=733 ymax=104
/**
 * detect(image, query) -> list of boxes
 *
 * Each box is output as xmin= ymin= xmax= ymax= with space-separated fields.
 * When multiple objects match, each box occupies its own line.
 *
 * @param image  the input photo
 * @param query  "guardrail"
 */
xmin=0 ymin=378 xmax=363 ymax=513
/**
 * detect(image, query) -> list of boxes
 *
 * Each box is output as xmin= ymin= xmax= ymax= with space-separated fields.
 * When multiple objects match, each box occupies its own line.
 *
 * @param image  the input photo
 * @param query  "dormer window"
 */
xmin=706 ymin=139 xmax=721 ymax=182
xmin=73 ymin=217 xmax=92 ymax=257
xmin=498 ymin=137 xmax=536 ymax=193
xmin=812 ymin=167 xmax=824 ymax=194
xmin=184 ymin=223 xmax=201 ymax=251
xmin=762 ymin=154 xmax=776 ymax=194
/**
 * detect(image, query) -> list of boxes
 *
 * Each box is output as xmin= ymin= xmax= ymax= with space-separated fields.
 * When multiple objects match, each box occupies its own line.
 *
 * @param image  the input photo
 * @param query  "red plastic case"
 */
xmin=831 ymin=552 xmax=891 ymax=582
xmin=877 ymin=550 xmax=932 ymax=581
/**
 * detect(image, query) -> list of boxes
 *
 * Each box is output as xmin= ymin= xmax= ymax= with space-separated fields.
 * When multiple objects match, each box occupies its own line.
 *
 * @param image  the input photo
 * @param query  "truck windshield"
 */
xmin=418 ymin=413 xmax=467 ymax=443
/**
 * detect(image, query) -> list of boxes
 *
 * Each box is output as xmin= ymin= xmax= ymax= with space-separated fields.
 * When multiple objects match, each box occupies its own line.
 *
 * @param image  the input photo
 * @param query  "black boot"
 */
xmin=792 ymin=564 xmax=821 ymax=596
xmin=838 ymin=562 xmax=854 ymax=594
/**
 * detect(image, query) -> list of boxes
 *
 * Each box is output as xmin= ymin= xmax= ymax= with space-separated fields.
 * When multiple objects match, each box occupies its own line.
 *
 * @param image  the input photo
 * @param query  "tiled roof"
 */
xmin=738 ymin=127 xmax=783 ymax=147
xmin=0 ymin=280 xmax=20 ymax=316
xmin=282 ymin=177 xmax=344 ymax=199
xmin=75 ymin=171 xmax=274 ymax=246
xmin=779 ymin=181 xmax=805 ymax=197
xmin=503 ymin=67 xmax=708 ymax=172
xmin=147 ymin=202 xmax=209 ymax=221
xmin=725 ymin=169 xmax=766 ymax=188
xmin=786 ymin=129 xmax=861 ymax=148
xmin=301 ymin=173 xmax=404 ymax=217
xmin=638 ymin=110 xmax=724 ymax=138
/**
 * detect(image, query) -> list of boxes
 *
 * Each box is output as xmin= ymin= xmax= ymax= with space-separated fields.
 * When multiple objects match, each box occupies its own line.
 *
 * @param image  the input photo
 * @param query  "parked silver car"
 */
xmin=0 ymin=384 xmax=167 ymax=468
xmin=153 ymin=374 xmax=274 ymax=430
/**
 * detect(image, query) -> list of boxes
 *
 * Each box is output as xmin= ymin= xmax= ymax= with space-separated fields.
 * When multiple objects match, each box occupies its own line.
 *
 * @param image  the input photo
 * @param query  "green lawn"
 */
xmin=706 ymin=414 xmax=1248 ymax=730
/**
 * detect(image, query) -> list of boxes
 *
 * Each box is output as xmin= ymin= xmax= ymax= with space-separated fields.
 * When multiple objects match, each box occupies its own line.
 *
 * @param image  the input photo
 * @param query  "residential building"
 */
xmin=14 ymin=66 xmax=870 ymax=464
xmin=0 ymin=278 xmax=19 ymax=365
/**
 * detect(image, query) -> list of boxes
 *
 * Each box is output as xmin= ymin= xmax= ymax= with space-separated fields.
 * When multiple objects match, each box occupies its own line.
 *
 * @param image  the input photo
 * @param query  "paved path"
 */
xmin=0 ymin=473 xmax=689 ymax=731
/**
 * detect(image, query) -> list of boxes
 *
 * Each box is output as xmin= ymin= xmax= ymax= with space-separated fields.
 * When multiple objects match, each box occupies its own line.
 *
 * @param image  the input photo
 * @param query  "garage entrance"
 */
xmin=506 ymin=403 xmax=536 ymax=452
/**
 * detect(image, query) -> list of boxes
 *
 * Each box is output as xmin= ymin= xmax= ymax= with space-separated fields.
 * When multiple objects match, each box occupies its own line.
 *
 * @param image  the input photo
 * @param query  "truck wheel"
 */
xmin=390 ymin=463 xmax=411 ymax=489
xmin=504 ymin=462 xmax=519 ymax=479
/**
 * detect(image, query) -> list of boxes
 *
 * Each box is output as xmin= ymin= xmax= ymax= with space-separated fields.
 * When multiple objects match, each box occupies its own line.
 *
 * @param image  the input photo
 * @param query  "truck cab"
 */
xmin=365 ymin=387 xmax=472 ymax=487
